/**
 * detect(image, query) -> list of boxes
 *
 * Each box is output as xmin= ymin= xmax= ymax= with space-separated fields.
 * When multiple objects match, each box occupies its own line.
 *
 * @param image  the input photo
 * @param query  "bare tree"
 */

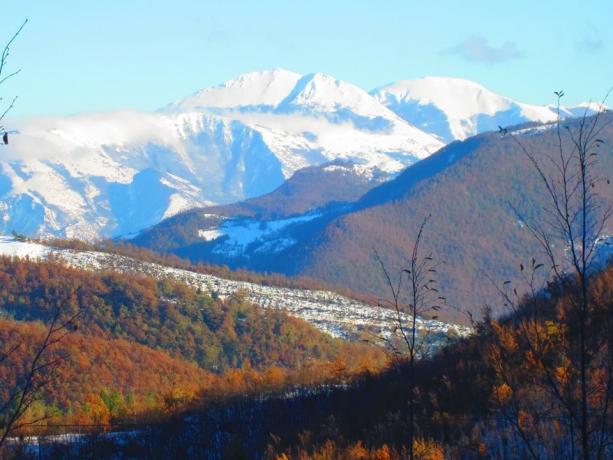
xmin=0 ymin=18 xmax=27 ymax=144
xmin=0 ymin=18 xmax=82 ymax=452
xmin=490 ymin=93 xmax=613 ymax=459
xmin=374 ymin=214 xmax=446 ymax=460
xmin=0 ymin=307 xmax=80 ymax=448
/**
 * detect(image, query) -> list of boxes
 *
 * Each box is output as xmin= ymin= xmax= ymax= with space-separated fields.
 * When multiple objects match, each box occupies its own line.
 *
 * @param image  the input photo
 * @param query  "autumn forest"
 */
xmin=1 ymin=5 xmax=613 ymax=459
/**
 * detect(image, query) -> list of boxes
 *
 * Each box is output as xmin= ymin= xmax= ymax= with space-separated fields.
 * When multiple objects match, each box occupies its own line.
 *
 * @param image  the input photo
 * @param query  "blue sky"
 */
xmin=1 ymin=0 xmax=611 ymax=117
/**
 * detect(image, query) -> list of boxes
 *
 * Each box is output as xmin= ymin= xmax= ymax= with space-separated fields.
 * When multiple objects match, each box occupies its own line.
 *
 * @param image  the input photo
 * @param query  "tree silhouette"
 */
xmin=490 ymin=92 xmax=613 ymax=459
xmin=0 ymin=18 xmax=82 ymax=451
xmin=0 ymin=18 xmax=26 ymax=145
xmin=374 ymin=215 xmax=446 ymax=460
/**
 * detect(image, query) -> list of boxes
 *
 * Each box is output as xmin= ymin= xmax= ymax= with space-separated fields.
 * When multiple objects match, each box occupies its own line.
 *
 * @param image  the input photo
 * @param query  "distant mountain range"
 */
xmin=372 ymin=76 xmax=597 ymax=143
xmin=0 ymin=69 xmax=598 ymax=239
xmin=133 ymin=112 xmax=613 ymax=320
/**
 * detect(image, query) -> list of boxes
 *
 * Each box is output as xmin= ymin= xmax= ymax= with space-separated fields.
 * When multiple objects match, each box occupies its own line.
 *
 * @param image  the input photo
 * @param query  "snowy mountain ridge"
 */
xmin=372 ymin=76 xmax=604 ymax=143
xmin=0 ymin=69 xmax=600 ymax=239
xmin=164 ymin=69 xmax=303 ymax=111
xmin=1 ymin=70 xmax=446 ymax=239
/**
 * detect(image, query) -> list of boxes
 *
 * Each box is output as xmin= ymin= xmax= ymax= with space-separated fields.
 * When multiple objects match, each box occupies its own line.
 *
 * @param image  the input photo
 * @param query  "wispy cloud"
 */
xmin=443 ymin=36 xmax=523 ymax=65
xmin=575 ymin=29 xmax=605 ymax=54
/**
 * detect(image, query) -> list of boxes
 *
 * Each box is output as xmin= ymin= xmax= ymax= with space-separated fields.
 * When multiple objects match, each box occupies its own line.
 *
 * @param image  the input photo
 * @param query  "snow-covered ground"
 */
xmin=0 ymin=235 xmax=471 ymax=346
xmin=197 ymin=211 xmax=322 ymax=256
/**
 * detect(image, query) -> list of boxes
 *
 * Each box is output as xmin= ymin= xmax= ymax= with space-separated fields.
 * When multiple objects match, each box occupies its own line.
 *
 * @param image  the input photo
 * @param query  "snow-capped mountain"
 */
xmin=165 ymin=69 xmax=303 ymax=111
xmin=372 ymin=76 xmax=603 ymax=143
xmin=165 ymin=70 xmax=442 ymax=175
xmin=1 ymin=111 xmax=285 ymax=239
xmin=0 ymin=70 xmax=602 ymax=240
xmin=0 ymin=70 xmax=442 ymax=239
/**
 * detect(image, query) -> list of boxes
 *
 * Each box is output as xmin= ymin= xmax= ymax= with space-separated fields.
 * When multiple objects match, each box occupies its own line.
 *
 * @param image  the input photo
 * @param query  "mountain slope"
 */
xmin=0 ymin=319 xmax=211 ymax=419
xmin=166 ymin=71 xmax=443 ymax=172
xmin=0 ymin=236 xmax=470 ymax=342
xmin=290 ymin=115 xmax=613 ymax=318
xmin=29 ymin=245 xmax=613 ymax=459
xmin=0 ymin=256 xmax=366 ymax=372
xmin=0 ymin=255 xmax=391 ymax=428
xmin=133 ymin=113 xmax=613 ymax=320
xmin=1 ymin=111 xmax=284 ymax=238
xmin=133 ymin=160 xmax=386 ymax=254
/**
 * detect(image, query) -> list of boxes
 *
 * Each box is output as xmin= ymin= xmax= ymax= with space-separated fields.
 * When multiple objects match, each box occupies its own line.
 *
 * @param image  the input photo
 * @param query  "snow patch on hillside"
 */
xmin=198 ymin=212 xmax=322 ymax=256
xmin=0 ymin=235 xmax=471 ymax=346
xmin=0 ymin=235 xmax=51 ymax=258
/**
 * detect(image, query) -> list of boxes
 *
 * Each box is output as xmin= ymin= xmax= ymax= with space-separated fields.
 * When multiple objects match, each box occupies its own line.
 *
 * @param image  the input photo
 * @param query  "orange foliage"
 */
xmin=266 ymin=439 xmax=444 ymax=460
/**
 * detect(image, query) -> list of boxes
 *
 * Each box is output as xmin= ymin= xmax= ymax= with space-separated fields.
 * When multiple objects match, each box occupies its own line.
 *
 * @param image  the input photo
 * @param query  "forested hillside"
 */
xmin=29 ymin=256 xmax=612 ymax=459
xmin=0 ymin=257 xmax=385 ymax=429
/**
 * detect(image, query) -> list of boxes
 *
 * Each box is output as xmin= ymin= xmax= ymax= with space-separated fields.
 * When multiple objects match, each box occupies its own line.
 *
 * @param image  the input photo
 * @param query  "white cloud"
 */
xmin=444 ymin=36 xmax=523 ymax=65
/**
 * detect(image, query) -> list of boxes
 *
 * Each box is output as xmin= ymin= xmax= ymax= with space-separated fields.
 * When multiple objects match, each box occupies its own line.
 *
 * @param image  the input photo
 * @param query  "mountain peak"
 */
xmin=166 ymin=69 xmax=302 ymax=111
xmin=277 ymin=72 xmax=396 ymax=118
xmin=373 ymin=76 xmax=512 ymax=120
xmin=372 ymin=76 xmax=560 ymax=142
